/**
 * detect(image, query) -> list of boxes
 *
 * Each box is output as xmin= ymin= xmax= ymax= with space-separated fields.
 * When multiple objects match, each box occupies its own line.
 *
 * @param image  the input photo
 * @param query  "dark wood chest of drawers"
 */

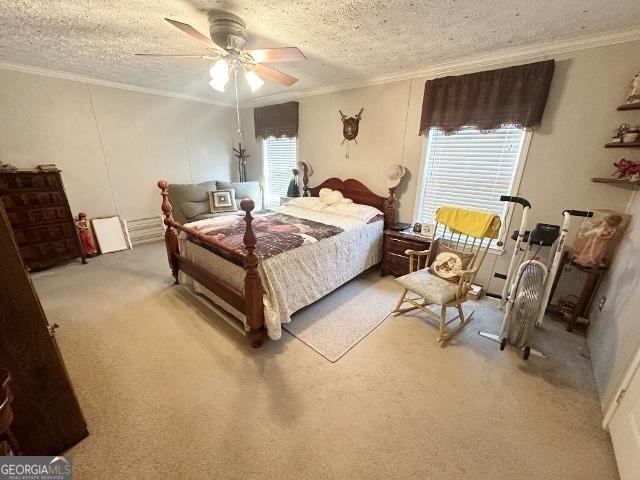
xmin=0 ymin=169 xmax=85 ymax=271
xmin=382 ymin=229 xmax=431 ymax=277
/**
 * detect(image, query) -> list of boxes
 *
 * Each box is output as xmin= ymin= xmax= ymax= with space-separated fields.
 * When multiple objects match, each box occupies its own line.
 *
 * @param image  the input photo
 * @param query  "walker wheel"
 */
xmin=499 ymin=337 xmax=507 ymax=351
xmin=522 ymin=346 xmax=531 ymax=360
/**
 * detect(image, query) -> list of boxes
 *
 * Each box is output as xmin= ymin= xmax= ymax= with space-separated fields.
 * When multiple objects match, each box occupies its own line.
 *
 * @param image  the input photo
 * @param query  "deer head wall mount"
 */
xmin=340 ymin=108 xmax=363 ymax=145
xmin=339 ymin=108 xmax=363 ymax=158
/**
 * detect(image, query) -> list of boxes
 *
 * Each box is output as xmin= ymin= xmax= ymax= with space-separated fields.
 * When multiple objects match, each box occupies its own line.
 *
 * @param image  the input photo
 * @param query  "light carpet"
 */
xmin=30 ymin=243 xmax=619 ymax=480
xmin=285 ymin=269 xmax=399 ymax=362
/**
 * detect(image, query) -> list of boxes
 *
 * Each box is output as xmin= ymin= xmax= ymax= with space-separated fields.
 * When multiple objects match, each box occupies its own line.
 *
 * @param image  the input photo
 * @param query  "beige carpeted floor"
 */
xmin=32 ymin=242 xmax=619 ymax=480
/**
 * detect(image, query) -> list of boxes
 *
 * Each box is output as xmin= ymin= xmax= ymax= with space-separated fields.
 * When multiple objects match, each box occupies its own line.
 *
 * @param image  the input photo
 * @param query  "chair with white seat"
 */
xmin=392 ymin=206 xmax=501 ymax=342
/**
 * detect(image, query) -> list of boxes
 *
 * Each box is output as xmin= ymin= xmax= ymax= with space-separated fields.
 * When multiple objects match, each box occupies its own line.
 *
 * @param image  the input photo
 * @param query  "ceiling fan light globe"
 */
xmin=209 ymin=78 xmax=226 ymax=92
xmin=245 ymin=70 xmax=264 ymax=92
xmin=209 ymin=58 xmax=229 ymax=80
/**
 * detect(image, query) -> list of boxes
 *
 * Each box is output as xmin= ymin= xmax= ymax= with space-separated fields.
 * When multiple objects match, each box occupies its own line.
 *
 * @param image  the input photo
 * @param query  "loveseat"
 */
xmin=168 ymin=180 xmax=263 ymax=224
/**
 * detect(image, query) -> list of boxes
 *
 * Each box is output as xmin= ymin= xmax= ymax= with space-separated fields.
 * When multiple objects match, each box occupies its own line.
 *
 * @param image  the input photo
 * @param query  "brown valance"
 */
xmin=419 ymin=60 xmax=555 ymax=135
xmin=254 ymin=101 xmax=299 ymax=139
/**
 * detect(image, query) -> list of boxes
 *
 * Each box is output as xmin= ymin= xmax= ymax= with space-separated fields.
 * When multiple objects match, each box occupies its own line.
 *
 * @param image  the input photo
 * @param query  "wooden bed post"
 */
xmin=299 ymin=162 xmax=310 ymax=197
xmin=240 ymin=198 xmax=266 ymax=348
xmin=158 ymin=180 xmax=180 ymax=283
xmin=384 ymin=186 xmax=397 ymax=228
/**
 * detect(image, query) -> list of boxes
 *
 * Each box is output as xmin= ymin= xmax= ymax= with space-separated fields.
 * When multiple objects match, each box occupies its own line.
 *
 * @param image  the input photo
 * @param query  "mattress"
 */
xmin=178 ymin=204 xmax=383 ymax=340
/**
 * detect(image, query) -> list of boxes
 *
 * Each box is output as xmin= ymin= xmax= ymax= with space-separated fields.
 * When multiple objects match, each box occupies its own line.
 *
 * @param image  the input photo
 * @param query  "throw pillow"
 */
xmin=318 ymin=188 xmax=333 ymax=202
xmin=429 ymin=243 xmax=474 ymax=283
xmin=323 ymin=190 xmax=344 ymax=205
xmin=209 ymin=188 xmax=238 ymax=213
xmin=216 ymin=181 xmax=263 ymax=210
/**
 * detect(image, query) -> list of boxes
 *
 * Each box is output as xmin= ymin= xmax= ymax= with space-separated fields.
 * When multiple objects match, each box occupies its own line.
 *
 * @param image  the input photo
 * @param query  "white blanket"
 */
xmin=178 ymin=205 xmax=383 ymax=340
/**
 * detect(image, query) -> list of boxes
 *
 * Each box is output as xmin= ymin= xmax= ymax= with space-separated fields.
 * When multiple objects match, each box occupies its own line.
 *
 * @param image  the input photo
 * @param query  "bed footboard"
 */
xmin=158 ymin=180 xmax=265 ymax=348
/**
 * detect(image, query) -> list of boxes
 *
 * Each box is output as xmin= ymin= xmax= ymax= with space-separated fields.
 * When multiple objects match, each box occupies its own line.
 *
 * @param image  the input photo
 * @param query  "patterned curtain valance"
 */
xmin=419 ymin=60 xmax=555 ymax=135
xmin=254 ymin=101 xmax=299 ymax=139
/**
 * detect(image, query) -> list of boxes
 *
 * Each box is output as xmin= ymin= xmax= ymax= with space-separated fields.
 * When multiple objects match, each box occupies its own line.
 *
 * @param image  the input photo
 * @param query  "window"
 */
xmin=415 ymin=126 xmax=528 ymax=248
xmin=263 ymin=137 xmax=297 ymax=207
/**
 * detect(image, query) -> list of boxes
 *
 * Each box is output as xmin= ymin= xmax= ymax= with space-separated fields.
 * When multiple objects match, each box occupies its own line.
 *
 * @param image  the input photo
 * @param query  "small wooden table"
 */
xmin=382 ymin=229 xmax=431 ymax=277
xmin=548 ymin=251 xmax=609 ymax=331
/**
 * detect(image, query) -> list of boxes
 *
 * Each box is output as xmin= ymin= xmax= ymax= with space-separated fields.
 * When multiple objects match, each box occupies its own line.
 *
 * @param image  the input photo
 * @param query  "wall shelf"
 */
xmin=592 ymin=177 xmax=640 ymax=186
xmin=604 ymin=141 xmax=640 ymax=148
xmin=617 ymin=103 xmax=640 ymax=111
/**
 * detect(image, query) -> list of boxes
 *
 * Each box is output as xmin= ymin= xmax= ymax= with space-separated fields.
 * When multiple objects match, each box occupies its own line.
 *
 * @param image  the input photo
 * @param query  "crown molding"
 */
xmin=2 ymin=24 xmax=639 ymax=110
xmin=0 ymin=60 xmax=236 ymax=108
xmin=240 ymin=25 xmax=640 ymax=108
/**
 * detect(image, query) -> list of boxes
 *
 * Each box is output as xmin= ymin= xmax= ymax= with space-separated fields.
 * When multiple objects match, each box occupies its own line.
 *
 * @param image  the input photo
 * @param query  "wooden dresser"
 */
xmin=0 ymin=169 xmax=85 ymax=271
xmin=382 ymin=229 xmax=431 ymax=277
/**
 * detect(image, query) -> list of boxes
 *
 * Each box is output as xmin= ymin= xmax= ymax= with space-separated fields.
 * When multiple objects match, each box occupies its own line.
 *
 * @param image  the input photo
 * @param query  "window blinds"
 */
xmin=263 ymin=137 xmax=297 ymax=205
xmin=418 ymin=126 xmax=526 ymax=244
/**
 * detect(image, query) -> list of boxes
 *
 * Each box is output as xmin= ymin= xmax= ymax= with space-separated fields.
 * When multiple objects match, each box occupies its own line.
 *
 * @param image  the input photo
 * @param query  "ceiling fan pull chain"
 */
xmin=234 ymin=69 xmax=243 ymax=145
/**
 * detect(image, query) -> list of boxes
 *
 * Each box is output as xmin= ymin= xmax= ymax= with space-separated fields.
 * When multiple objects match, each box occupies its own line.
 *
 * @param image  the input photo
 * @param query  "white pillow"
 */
xmin=319 ymin=188 xmax=333 ymax=202
xmin=318 ymin=187 xmax=347 ymax=206
xmin=285 ymin=196 xmax=327 ymax=211
xmin=324 ymin=202 xmax=383 ymax=222
xmin=323 ymin=190 xmax=344 ymax=206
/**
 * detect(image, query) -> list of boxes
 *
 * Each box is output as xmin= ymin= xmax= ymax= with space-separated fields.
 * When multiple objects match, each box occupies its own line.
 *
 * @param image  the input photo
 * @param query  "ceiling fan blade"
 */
xmin=254 ymin=64 xmax=298 ymax=87
xmin=135 ymin=53 xmax=217 ymax=59
xmin=164 ymin=18 xmax=225 ymax=52
xmin=246 ymin=47 xmax=306 ymax=63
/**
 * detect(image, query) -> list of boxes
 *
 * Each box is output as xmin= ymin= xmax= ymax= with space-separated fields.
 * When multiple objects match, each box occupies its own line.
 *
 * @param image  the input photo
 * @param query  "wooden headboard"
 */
xmin=298 ymin=162 xmax=396 ymax=227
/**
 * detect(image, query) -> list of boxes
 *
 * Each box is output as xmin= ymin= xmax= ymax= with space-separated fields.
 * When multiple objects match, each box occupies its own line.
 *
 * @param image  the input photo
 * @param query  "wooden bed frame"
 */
xmin=158 ymin=162 xmax=396 ymax=348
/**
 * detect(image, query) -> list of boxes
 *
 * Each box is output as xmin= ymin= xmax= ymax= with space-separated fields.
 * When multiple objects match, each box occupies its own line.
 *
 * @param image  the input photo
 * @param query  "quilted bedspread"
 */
xmin=178 ymin=205 xmax=383 ymax=340
xmin=192 ymin=210 xmax=344 ymax=260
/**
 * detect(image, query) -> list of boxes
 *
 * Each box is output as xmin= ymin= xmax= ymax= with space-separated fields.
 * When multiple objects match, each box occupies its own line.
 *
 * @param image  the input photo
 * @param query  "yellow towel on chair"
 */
xmin=435 ymin=206 xmax=501 ymax=239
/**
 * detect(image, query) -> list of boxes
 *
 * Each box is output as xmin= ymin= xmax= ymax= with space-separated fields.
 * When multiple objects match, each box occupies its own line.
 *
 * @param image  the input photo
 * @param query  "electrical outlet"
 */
xmin=598 ymin=296 xmax=607 ymax=311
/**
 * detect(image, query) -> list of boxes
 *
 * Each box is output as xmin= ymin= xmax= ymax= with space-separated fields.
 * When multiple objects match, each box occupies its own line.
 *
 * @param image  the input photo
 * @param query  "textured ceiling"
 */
xmin=1 ymin=0 xmax=640 ymax=104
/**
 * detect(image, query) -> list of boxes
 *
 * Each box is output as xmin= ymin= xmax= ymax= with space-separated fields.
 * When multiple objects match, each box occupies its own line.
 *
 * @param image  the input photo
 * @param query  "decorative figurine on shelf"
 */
xmin=339 ymin=108 xmax=364 ymax=159
xmin=75 ymin=213 xmax=98 ymax=257
xmin=0 ymin=161 xmax=16 ymax=171
xmin=611 ymin=123 xmax=632 ymax=143
xmin=286 ymin=168 xmax=301 ymax=197
xmin=625 ymin=71 xmax=640 ymax=105
xmin=613 ymin=158 xmax=640 ymax=182
xmin=573 ymin=214 xmax=623 ymax=268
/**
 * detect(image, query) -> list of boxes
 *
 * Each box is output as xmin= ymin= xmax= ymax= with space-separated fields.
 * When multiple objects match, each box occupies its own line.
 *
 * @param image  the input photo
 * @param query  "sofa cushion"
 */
xmin=182 ymin=200 xmax=211 ymax=219
xmin=216 ymin=181 xmax=262 ymax=210
xmin=169 ymin=181 xmax=216 ymax=224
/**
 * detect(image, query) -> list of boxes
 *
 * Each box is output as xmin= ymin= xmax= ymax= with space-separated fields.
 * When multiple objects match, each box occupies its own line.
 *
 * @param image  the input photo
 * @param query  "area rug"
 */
xmin=284 ymin=269 xmax=400 ymax=362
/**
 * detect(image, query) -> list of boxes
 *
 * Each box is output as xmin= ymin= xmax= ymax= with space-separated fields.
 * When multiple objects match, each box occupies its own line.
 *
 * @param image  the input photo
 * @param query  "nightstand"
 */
xmin=382 ymin=229 xmax=432 ymax=277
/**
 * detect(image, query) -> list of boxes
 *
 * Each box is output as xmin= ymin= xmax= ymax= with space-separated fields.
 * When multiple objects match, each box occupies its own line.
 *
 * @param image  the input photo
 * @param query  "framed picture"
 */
xmin=90 ymin=216 xmax=130 ymax=254
xmin=420 ymin=223 xmax=435 ymax=238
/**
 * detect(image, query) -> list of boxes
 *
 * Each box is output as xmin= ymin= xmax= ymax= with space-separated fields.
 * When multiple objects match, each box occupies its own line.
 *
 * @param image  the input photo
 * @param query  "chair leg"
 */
xmin=438 ymin=303 xmax=475 ymax=343
xmin=394 ymin=288 xmax=408 ymax=310
xmin=394 ymin=289 xmax=408 ymax=311
xmin=438 ymin=305 xmax=447 ymax=340
xmin=457 ymin=303 xmax=465 ymax=324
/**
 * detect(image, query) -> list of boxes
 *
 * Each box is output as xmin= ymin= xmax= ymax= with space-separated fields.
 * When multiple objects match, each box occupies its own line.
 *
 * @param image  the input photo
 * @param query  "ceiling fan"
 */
xmin=136 ymin=11 xmax=306 ymax=93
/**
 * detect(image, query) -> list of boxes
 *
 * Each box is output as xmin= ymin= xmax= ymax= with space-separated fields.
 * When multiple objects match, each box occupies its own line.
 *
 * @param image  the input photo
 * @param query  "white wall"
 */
xmin=0 ymin=69 xmax=238 ymax=220
xmin=241 ymin=40 xmax=640 ymax=292
xmin=588 ymin=191 xmax=640 ymax=409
